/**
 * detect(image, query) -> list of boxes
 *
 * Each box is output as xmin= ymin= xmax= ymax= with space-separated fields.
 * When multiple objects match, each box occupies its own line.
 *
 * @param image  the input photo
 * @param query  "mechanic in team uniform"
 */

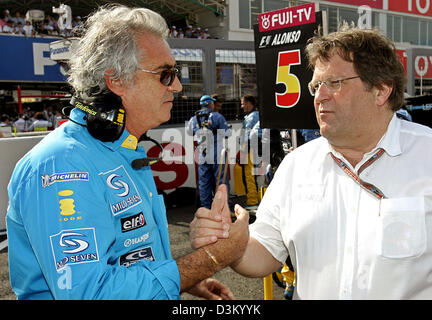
xmin=6 ymin=5 xmax=249 ymax=300
xmin=187 ymin=95 xmax=232 ymax=209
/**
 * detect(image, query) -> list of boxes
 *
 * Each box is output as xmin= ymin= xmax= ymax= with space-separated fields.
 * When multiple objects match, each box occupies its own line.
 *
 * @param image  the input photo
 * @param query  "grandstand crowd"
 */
xmin=0 ymin=8 xmax=215 ymax=39
xmin=0 ymin=8 xmax=83 ymax=37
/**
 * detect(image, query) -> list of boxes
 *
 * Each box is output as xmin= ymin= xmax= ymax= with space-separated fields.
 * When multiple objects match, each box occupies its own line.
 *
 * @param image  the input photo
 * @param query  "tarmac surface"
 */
xmin=0 ymin=202 xmax=285 ymax=300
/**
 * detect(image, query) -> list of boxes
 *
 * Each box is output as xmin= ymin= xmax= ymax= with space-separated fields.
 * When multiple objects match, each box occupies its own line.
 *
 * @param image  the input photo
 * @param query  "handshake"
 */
xmin=189 ymin=184 xmax=250 ymax=265
xmin=179 ymin=184 xmax=251 ymax=299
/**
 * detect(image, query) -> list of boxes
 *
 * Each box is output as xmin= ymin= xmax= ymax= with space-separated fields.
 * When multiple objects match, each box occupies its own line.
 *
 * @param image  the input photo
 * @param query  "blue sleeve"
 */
xmin=186 ymin=116 xmax=197 ymax=136
xmin=251 ymin=120 xmax=262 ymax=139
xmin=7 ymin=151 xmax=180 ymax=300
xmin=212 ymin=113 xmax=231 ymax=137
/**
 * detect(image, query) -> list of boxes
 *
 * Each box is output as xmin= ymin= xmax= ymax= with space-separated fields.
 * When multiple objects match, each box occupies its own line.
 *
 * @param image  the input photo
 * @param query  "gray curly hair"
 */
xmin=67 ymin=4 xmax=168 ymax=101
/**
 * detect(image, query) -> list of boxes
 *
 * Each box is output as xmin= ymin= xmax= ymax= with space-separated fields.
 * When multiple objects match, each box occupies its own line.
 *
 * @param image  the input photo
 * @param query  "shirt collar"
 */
xmin=70 ymin=108 xmax=138 ymax=151
xmin=324 ymin=112 xmax=402 ymax=160
xmin=374 ymin=113 xmax=402 ymax=157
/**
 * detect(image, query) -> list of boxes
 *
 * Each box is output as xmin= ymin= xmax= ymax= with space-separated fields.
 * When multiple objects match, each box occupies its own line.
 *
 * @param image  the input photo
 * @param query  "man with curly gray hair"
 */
xmin=6 ymin=5 xmax=249 ymax=300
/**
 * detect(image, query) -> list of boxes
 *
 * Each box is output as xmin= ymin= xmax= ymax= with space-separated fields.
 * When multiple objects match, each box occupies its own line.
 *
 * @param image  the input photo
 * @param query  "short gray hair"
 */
xmin=67 ymin=4 xmax=168 ymax=101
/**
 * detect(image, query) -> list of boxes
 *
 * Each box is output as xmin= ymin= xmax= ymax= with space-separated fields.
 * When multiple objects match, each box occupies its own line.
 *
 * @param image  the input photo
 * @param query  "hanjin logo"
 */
xmin=121 ymin=212 xmax=146 ymax=233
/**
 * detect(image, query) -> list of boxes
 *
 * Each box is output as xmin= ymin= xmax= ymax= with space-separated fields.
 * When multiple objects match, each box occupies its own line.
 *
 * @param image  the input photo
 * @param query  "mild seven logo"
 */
xmin=99 ymin=165 xmax=142 ymax=216
xmin=50 ymin=228 xmax=99 ymax=270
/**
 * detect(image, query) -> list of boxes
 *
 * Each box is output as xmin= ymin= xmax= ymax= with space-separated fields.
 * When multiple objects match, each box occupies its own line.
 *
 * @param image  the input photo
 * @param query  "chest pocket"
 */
xmin=378 ymin=197 xmax=426 ymax=259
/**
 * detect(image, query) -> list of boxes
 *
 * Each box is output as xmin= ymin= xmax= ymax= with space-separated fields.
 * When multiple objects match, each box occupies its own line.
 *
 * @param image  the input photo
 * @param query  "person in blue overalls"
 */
xmin=187 ymin=95 xmax=232 ymax=209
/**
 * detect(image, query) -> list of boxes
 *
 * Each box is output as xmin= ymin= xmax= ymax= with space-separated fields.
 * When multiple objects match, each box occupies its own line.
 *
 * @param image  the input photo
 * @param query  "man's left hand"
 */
xmin=186 ymin=278 xmax=235 ymax=300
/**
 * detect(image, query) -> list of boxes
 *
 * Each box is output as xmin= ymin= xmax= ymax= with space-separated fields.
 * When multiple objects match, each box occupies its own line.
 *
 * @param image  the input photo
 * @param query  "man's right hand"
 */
xmin=189 ymin=184 xmax=250 ymax=267
xmin=204 ymin=204 xmax=250 ymax=269
xmin=190 ymin=184 xmax=232 ymax=249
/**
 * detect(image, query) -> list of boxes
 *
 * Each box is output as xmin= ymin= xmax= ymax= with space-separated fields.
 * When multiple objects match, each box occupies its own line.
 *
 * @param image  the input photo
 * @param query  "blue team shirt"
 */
xmin=186 ymin=107 xmax=231 ymax=161
xmin=240 ymin=110 xmax=261 ymax=147
xmin=6 ymin=108 xmax=180 ymax=300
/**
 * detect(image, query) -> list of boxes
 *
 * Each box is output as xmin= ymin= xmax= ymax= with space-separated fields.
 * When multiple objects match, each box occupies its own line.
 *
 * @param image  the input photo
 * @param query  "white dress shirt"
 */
xmin=250 ymin=114 xmax=432 ymax=299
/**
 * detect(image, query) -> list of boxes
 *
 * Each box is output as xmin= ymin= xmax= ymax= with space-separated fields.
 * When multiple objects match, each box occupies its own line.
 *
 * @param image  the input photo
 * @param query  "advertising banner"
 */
xmin=254 ymin=3 xmax=321 ymax=129
xmin=326 ymin=0 xmax=432 ymax=17
xmin=0 ymin=34 xmax=66 ymax=82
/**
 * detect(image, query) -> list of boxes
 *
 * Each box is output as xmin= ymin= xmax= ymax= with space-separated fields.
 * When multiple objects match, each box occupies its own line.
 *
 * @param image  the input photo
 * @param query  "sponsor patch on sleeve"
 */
xmin=119 ymin=247 xmax=154 ymax=267
xmin=99 ymin=165 xmax=142 ymax=216
xmin=50 ymin=227 xmax=99 ymax=270
xmin=41 ymin=172 xmax=89 ymax=188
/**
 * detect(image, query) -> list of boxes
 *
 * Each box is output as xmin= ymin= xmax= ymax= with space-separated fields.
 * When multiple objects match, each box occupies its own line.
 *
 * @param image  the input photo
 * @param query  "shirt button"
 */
xmin=149 ymin=192 xmax=152 ymax=197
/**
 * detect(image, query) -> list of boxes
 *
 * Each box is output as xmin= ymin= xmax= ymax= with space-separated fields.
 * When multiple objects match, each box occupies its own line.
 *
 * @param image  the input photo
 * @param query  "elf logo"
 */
xmin=121 ymin=212 xmax=146 ymax=233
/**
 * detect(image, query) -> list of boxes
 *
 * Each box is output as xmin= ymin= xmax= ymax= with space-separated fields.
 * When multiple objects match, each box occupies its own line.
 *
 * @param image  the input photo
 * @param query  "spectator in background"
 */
xmin=203 ymin=28 xmax=210 ymax=39
xmin=23 ymin=20 xmax=33 ymax=37
xmin=14 ymin=113 xmax=32 ymax=132
xmin=43 ymin=105 xmax=56 ymax=129
xmin=3 ymin=9 xmax=12 ymax=23
xmin=239 ymin=94 xmax=262 ymax=210
xmin=2 ymin=19 xmax=14 ymax=33
xmin=11 ymin=11 xmax=25 ymax=27
xmin=28 ymin=112 xmax=52 ymax=131
xmin=297 ymin=128 xmax=321 ymax=145
xmin=0 ymin=114 xmax=10 ymax=127
xmin=169 ymin=25 xmax=177 ymax=38
xmin=15 ymin=21 xmax=25 ymax=35
xmin=47 ymin=14 xmax=60 ymax=34
xmin=185 ymin=25 xmax=193 ymax=38
xmin=211 ymin=94 xmax=223 ymax=113
xmin=42 ymin=19 xmax=54 ymax=35
xmin=0 ymin=114 xmax=12 ymax=137
xmin=0 ymin=12 xmax=6 ymax=30
xmin=73 ymin=15 xmax=83 ymax=28
xmin=177 ymin=28 xmax=184 ymax=39
xmin=195 ymin=27 xmax=202 ymax=39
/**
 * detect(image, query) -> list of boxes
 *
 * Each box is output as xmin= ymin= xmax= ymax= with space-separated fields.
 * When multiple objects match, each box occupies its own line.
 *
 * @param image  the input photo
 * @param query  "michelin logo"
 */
xmin=42 ymin=172 xmax=89 ymax=188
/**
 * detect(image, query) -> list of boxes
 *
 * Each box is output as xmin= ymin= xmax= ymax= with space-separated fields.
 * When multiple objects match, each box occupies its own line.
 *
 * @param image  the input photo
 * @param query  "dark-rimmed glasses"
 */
xmin=308 ymin=76 xmax=360 ymax=96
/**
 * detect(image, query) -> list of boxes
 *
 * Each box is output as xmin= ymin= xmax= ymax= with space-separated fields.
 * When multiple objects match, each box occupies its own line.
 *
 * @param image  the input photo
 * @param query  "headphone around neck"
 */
xmin=65 ymin=91 xmax=163 ymax=169
xmin=67 ymin=91 xmax=126 ymax=142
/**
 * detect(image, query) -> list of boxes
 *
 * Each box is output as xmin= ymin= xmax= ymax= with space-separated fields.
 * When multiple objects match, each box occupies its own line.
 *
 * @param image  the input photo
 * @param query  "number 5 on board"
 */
xmin=276 ymin=49 xmax=301 ymax=108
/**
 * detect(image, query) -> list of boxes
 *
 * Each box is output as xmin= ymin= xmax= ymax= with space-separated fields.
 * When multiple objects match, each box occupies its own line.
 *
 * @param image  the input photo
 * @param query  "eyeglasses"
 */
xmin=139 ymin=66 xmax=180 ymax=86
xmin=308 ymin=76 xmax=360 ymax=96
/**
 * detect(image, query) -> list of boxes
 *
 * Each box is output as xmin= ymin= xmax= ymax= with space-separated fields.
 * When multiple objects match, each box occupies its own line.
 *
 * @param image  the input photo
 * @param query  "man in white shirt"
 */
xmin=189 ymin=25 xmax=432 ymax=299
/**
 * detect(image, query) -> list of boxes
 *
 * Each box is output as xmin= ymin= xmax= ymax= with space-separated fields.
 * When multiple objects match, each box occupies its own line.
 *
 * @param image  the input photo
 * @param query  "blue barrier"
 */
xmin=0 ymin=34 xmax=66 ymax=82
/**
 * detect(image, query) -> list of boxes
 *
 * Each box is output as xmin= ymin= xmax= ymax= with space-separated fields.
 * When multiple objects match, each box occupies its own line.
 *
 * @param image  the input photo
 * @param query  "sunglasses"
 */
xmin=139 ymin=66 xmax=180 ymax=86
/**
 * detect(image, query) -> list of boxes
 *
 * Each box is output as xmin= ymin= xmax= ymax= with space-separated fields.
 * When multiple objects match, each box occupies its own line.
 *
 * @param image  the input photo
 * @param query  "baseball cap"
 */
xmin=200 ymin=95 xmax=216 ymax=106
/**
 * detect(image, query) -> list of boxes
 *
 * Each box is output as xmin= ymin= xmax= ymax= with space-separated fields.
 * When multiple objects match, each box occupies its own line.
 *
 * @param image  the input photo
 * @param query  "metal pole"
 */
xmin=17 ymin=85 xmax=22 ymax=114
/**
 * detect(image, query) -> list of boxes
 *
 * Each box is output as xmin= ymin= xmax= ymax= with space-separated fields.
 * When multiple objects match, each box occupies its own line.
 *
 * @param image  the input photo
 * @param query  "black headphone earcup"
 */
xmin=86 ymin=92 xmax=126 ymax=142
